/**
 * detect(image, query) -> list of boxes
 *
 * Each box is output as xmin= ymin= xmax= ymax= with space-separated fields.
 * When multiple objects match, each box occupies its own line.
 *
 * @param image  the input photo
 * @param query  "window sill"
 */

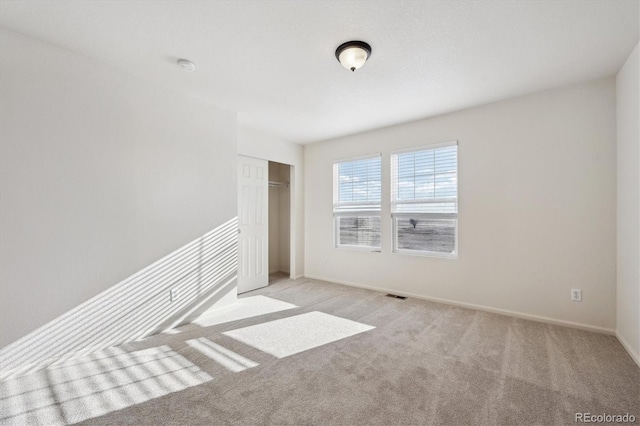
xmin=392 ymin=249 xmax=457 ymax=259
xmin=335 ymin=245 xmax=382 ymax=253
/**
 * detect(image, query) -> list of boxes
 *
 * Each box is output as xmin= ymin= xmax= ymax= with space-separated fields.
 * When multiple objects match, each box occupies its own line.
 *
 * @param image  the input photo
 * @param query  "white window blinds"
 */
xmin=333 ymin=155 xmax=381 ymax=249
xmin=391 ymin=142 xmax=458 ymax=255
xmin=333 ymin=155 xmax=382 ymax=213
xmin=391 ymin=143 xmax=458 ymax=215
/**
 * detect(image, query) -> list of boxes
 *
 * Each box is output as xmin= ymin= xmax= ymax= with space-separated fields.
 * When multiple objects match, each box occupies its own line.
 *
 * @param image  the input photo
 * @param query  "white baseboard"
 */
xmin=292 ymin=274 xmax=304 ymax=280
xmin=304 ymin=274 xmax=616 ymax=336
xmin=615 ymin=332 xmax=640 ymax=368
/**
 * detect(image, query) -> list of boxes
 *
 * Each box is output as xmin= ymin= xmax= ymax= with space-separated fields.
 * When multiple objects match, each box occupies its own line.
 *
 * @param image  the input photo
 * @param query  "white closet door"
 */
xmin=237 ymin=155 xmax=269 ymax=293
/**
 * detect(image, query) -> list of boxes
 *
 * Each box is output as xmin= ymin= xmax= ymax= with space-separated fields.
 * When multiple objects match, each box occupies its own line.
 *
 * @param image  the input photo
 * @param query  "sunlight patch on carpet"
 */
xmin=186 ymin=338 xmax=258 ymax=372
xmin=0 ymin=345 xmax=212 ymax=426
xmin=223 ymin=311 xmax=375 ymax=358
xmin=194 ymin=295 xmax=297 ymax=327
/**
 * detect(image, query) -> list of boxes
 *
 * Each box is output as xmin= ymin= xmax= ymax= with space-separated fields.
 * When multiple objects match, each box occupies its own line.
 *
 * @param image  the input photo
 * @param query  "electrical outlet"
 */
xmin=571 ymin=288 xmax=582 ymax=302
xmin=170 ymin=288 xmax=179 ymax=302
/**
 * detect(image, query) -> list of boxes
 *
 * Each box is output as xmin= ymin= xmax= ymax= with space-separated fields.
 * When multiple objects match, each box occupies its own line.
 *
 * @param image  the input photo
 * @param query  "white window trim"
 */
xmin=390 ymin=141 xmax=459 ymax=258
xmin=333 ymin=153 xmax=382 ymax=251
xmin=333 ymin=152 xmax=382 ymax=164
xmin=389 ymin=140 xmax=457 ymax=156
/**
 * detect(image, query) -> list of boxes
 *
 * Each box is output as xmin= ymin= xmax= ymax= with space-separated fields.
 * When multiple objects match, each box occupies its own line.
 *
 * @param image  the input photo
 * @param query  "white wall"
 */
xmin=0 ymin=29 xmax=238 ymax=370
xmin=616 ymin=42 xmax=640 ymax=365
xmin=305 ymin=78 xmax=617 ymax=332
xmin=238 ymin=127 xmax=304 ymax=278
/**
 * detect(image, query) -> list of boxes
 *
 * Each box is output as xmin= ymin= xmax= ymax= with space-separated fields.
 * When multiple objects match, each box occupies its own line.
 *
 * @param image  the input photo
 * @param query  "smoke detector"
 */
xmin=177 ymin=59 xmax=196 ymax=72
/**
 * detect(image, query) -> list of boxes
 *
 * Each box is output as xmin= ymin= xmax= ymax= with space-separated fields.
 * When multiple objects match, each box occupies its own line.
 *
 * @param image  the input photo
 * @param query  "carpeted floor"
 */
xmin=2 ymin=275 xmax=639 ymax=425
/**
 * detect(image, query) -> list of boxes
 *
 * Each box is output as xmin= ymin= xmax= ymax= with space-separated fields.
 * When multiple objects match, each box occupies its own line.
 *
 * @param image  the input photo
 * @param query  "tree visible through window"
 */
xmin=391 ymin=143 xmax=458 ymax=256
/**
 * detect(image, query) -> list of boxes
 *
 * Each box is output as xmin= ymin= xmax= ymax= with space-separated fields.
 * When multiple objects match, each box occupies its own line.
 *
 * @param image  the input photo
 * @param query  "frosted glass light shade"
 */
xmin=335 ymin=41 xmax=372 ymax=72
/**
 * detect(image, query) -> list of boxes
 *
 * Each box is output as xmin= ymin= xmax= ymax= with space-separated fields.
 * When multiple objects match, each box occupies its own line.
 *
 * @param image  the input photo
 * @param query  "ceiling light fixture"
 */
xmin=335 ymin=41 xmax=371 ymax=72
xmin=177 ymin=59 xmax=196 ymax=72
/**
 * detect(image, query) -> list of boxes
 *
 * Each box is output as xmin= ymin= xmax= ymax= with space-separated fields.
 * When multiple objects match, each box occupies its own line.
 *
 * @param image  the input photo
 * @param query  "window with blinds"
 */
xmin=333 ymin=155 xmax=381 ymax=249
xmin=391 ymin=142 xmax=458 ymax=256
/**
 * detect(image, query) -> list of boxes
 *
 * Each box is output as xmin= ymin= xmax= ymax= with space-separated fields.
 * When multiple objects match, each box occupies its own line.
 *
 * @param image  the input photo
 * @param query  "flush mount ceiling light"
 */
xmin=335 ymin=41 xmax=372 ymax=72
xmin=177 ymin=59 xmax=196 ymax=72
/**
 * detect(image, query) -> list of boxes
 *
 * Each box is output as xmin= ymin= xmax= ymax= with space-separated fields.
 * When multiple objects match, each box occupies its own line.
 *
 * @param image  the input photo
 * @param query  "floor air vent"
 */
xmin=386 ymin=294 xmax=407 ymax=300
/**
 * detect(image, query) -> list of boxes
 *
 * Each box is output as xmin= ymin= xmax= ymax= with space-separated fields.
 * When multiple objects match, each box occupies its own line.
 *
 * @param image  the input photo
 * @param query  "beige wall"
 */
xmin=305 ymin=78 xmax=617 ymax=332
xmin=0 ymin=29 xmax=238 ymax=368
xmin=616 ymin=42 xmax=640 ymax=364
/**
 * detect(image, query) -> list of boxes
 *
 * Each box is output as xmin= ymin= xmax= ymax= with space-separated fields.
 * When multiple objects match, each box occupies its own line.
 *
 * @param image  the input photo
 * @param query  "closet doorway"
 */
xmin=268 ymin=161 xmax=290 ymax=277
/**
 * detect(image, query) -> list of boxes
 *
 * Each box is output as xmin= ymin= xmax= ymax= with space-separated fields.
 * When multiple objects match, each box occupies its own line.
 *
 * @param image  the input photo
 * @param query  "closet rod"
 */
xmin=268 ymin=181 xmax=289 ymax=188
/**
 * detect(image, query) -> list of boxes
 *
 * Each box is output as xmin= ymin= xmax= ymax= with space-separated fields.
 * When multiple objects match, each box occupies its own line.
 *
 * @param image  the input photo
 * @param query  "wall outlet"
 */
xmin=170 ymin=288 xmax=179 ymax=302
xmin=571 ymin=288 xmax=582 ymax=302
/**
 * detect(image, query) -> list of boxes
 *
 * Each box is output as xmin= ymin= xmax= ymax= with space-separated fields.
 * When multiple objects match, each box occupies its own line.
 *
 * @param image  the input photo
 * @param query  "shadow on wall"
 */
xmin=0 ymin=217 xmax=239 ymax=380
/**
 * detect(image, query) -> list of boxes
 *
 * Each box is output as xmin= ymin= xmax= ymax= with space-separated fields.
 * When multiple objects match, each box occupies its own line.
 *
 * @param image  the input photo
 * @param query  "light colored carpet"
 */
xmin=0 ymin=345 xmax=212 ymax=425
xmin=193 ymin=295 xmax=297 ymax=328
xmin=222 ymin=311 xmax=375 ymax=358
xmin=2 ymin=275 xmax=638 ymax=425
xmin=186 ymin=338 xmax=258 ymax=373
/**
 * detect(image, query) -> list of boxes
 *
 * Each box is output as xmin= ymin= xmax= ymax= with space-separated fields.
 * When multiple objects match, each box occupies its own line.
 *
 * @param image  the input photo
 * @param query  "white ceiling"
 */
xmin=0 ymin=1 xmax=638 ymax=144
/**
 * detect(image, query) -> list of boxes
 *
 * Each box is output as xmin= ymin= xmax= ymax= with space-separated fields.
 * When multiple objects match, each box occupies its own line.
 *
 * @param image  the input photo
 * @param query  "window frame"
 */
xmin=333 ymin=153 xmax=382 ymax=252
xmin=390 ymin=141 xmax=459 ymax=258
xmin=333 ymin=212 xmax=383 ymax=252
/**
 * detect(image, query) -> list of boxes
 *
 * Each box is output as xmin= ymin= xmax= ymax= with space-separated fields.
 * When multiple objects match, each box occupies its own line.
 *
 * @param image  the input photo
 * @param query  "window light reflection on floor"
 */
xmin=0 ymin=345 xmax=212 ymax=426
xmin=186 ymin=338 xmax=258 ymax=372
xmin=223 ymin=311 xmax=375 ymax=359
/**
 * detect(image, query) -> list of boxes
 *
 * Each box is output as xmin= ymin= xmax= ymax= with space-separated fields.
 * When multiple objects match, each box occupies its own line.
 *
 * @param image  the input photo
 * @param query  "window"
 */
xmin=391 ymin=142 xmax=458 ymax=256
xmin=333 ymin=155 xmax=382 ymax=249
